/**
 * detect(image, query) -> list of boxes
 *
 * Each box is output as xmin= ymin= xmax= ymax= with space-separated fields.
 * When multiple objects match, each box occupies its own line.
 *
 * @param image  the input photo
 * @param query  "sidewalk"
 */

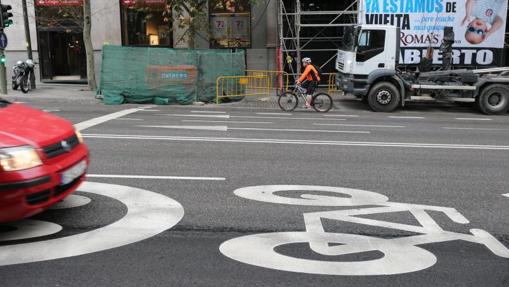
xmin=0 ymin=84 xmax=360 ymax=110
xmin=0 ymin=84 xmax=100 ymax=104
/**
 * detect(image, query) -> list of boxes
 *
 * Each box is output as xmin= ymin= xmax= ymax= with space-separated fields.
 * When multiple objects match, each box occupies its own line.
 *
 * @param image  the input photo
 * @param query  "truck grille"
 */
xmin=42 ymin=134 xmax=79 ymax=159
xmin=337 ymin=61 xmax=344 ymax=70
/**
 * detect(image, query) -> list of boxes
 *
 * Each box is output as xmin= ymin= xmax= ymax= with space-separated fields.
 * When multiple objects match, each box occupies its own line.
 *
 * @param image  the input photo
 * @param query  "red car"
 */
xmin=0 ymin=98 xmax=89 ymax=223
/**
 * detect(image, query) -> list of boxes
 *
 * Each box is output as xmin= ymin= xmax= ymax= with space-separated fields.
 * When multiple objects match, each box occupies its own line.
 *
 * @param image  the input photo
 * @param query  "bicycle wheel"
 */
xmin=220 ymin=231 xmax=436 ymax=275
xmin=278 ymin=92 xmax=298 ymax=112
xmin=312 ymin=93 xmax=333 ymax=113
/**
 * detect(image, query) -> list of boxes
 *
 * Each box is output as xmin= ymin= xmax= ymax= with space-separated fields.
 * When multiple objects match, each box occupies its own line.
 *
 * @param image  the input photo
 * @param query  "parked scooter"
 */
xmin=12 ymin=59 xmax=35 ymax=93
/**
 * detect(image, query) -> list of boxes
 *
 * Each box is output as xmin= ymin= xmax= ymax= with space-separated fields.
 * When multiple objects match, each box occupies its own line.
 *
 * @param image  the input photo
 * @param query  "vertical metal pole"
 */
xmin=295 ymin=0 xmax=301 ymax=75
xmin=0 ymin=48 xmax=6 ymax=94
xmin=0 ymin=0 xmax=6 ymax=95
xmin=22 ymin=0 xmax=35 ymax=89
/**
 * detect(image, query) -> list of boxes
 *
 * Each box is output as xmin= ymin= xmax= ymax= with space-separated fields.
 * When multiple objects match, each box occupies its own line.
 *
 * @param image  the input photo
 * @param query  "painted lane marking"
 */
xmin=113 ymin=118 xmax=144 ymax=121
xmin=182 ymin=120 xmax=273 ymax=125
xmin=43 ymin=109 xmax=60 ymax=112
xmin=231 ymin=115 xmax=346 ymax=121
xmin=140 ymin=109 xmax=161 ymax=112
xmin=388 ymin=116 xmax=425 ymax=119
xmin=314 ymin=123 xmax=405 ymax=128
xmin=220 ymin=185 xmax=509 ymax=276
xmin=323 ymin=114 xmax=359 ymax=118
xmin=443 ymin=127 xmax=509 ymax=131
xmin=191 ymin=110 xmax=226 ymax=114
xmin=159 ymin=113 xmax=230 ymax=119
xmin=0 ymin=182 xmax=184 ymax=266
xmin=83 ymin=134 xmax=509 ymax=150
xmin=503 ymin=194 xmax=509 ymax=198
xmin=138 ymin=125 xmax=228 ymax=131
xmin=87 ymin=174 xmax=225 ymax=181
xmin=455 ymin=118 xmax=492 ymax=121
xmin=138 ymin=125 xmax=368 ymax=134
xmin=229 ymin=127 xmax=370 ymax=134
xmin=0 ymin=220 xmax=62 ymax=242
xmin=74 ymin=108 xmax=143 ymax=131
xmin=49 ymin=194 xmax=92 ymax=210
xmin=256 ymin=112 xmax=292 ymax=116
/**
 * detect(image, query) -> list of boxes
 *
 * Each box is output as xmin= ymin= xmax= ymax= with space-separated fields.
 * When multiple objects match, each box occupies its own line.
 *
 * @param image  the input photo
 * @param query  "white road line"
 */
xmin=314 ymin=123 xmax=405 ymax=128
xmin=191 ymin=110 xmax=226 ymax=114
xmin=229 ymin=127 xmax=370 ymax=134
xmin=43 ymin=109 xmax=60 ymax=112
xmin=232 ymin=115 xmax=346 ymax=121
xmin=503 ymin=194 xmax=509 ymax=198
xmin=87 ymin=174 xmax=225 ymax=181
xmin=182 ymin=120 xmax=273 ymax=124
xmin=114 ymin=118 xmax=144 ymax=121
xmin=138 ymin=125 xmax=228 ymax=131
xmin=83 ymin=133 xmax=509 ymax=150
xmin=159 ymin=113 xmax=230 ymax=119
xmin=455 ymin=118 xmax=492 ymax=121
xmin=140 ymin=109 xmax=161 ymax=112
xmin=256 ymin=112 xmax=292 ymax=116
xmin=389 ymin=116 xmax=425 ymax=119
xmin=443 ymin=127 xmax=509 ymax=131
xmin=323 ymin=114 xmax=359 ymax=118
xmin=74 ymin=108 xmax=142 ymax=131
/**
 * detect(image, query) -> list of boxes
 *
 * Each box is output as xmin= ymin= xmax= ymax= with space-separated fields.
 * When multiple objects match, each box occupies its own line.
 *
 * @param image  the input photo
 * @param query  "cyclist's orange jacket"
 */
xmin=298 ymin=65 xmax=320 ymax=82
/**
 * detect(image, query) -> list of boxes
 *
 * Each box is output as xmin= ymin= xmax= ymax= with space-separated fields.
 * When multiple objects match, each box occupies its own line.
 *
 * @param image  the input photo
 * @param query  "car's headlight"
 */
xmin=0 ymin=146 xmax=42 ymax=172
xmin=76 ymin=131 xmax=84 ymax=144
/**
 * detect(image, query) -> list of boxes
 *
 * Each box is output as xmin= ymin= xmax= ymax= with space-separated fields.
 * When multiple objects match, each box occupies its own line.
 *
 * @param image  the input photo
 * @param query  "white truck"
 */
xmin=335 ymin=25 xmax=509 ymax=114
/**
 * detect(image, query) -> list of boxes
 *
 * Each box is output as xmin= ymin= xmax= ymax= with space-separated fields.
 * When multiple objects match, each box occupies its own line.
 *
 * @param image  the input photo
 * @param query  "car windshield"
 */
xmin=341 ymin=26 xmax=357 ymax=52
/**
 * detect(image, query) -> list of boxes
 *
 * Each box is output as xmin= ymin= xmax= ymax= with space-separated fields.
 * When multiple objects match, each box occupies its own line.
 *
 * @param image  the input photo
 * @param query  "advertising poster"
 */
xmin=359 ymin=0 xmax=508 ymax=66
xmin=209 ymin=0 xmax=251 ymax=48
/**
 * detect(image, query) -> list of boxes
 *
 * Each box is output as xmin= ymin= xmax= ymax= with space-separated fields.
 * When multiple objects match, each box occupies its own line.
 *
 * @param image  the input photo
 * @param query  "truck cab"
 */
xmin=336 ymin=25 xmax=399 ymax=98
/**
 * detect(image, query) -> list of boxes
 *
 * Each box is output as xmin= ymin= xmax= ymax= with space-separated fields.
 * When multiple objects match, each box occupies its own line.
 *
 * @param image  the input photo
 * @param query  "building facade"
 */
xmin=3 ymin=0 xmax=508 ymax=86
xmin=3 ymin=0 xmax=278 ymax=85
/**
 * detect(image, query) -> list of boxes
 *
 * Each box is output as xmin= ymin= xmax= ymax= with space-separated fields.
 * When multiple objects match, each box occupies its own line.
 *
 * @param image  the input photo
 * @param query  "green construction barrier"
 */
xmin=98 ymin=45 xmax=245 ymax=105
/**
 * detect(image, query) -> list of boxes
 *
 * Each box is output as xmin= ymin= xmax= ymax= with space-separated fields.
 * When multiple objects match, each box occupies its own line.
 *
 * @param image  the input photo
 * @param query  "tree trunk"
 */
xmin=83 ymin=0 xmax=97 ymax=90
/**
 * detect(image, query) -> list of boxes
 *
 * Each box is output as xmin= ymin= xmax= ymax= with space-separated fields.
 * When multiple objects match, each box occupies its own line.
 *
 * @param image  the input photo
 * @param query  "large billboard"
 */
xmin=359 ymin=0 xmax=508 ymax=66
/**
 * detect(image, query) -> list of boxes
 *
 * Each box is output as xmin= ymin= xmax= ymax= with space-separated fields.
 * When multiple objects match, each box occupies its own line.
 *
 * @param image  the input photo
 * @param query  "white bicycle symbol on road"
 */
xmin=220 ymin=185 xmax=509 ymax=276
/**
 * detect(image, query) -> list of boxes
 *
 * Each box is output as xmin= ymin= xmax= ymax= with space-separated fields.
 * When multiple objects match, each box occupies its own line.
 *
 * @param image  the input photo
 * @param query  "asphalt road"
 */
xmin=1 ymin=97 xmax=508 ymax=287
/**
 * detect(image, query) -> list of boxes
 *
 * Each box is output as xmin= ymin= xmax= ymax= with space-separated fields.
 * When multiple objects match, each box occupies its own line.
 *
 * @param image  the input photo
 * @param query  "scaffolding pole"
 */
xmin=278 ymin=0 xmax=358 ymax=83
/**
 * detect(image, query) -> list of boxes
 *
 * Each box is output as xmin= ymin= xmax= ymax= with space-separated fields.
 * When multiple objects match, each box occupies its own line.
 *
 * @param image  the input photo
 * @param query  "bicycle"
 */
xmin=278 ymin=83 xmax=333 ymax=112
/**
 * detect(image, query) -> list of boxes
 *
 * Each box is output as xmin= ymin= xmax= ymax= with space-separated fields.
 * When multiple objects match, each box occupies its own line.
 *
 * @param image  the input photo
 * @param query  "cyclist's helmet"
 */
xmin=302 ymin=57 xmax=311 ymax=64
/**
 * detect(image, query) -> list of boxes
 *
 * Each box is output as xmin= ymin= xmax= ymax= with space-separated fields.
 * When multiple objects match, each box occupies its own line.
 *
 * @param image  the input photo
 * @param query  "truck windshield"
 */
xmin=341 ymin=26 xmax=357 ymax=52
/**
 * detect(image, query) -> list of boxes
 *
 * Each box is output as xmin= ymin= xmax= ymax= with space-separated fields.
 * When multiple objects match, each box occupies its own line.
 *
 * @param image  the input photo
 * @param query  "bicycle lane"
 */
xmin=1 ymin=106 xmax=508 ymax=286
xmin=81 ymin=129 xmax=509 ymax=286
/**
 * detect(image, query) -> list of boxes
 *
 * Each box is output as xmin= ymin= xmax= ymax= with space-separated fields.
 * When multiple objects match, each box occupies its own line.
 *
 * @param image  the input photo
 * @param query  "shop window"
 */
xmin=120 ymin=0 xmax=172 ymax=47
xmin=210 ymin=0 xmax=251 ymax=48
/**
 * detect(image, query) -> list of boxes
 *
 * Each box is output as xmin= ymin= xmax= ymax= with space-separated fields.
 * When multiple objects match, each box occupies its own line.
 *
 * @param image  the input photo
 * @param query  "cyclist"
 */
xmin=296 ymin=57 xmax=321 ymax=109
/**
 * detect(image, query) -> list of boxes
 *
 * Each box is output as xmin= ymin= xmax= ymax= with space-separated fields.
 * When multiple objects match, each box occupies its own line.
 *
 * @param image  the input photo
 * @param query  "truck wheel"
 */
xmin=367 ymin=82 xmax=400 ymax=112
xmin=477 ymin=84 xmax=509 ymax=115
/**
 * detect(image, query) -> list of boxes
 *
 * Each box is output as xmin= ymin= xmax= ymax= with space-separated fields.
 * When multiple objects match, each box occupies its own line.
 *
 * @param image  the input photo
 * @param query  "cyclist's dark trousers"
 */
xmin=302 ymin=81 xmax=318 ymax=95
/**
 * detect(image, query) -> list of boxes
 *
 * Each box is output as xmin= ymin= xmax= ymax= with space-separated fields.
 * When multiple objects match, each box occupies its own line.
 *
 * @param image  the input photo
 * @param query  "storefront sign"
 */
xmin=358 ymin=0 xmax=509 ymax=66
xmin=121 ymin=0 xmax=166 ymax=7
xmin=35 ymin=0 xmax=82 ymax=6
